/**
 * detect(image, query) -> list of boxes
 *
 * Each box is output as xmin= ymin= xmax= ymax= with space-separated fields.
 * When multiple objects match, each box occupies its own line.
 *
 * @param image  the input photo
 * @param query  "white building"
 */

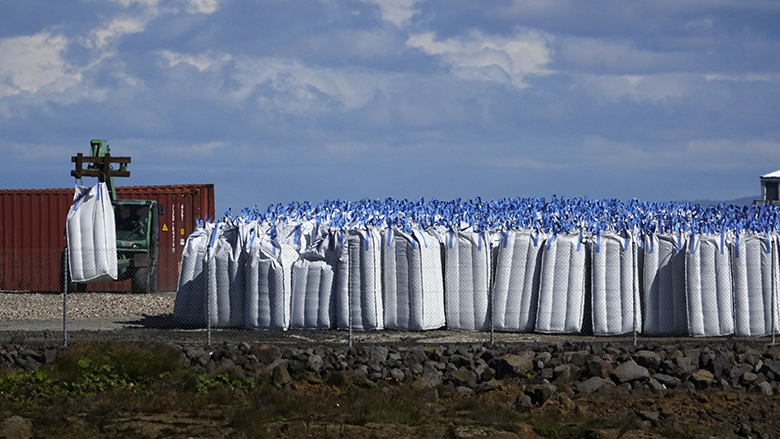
xmin=759 ymin=169 xmax=780 ymax=205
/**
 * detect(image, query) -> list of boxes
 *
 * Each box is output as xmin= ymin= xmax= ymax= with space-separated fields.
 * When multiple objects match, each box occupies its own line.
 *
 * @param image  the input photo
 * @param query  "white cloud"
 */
xmin=704 ymin=73 xmax=779 ymax=82
xmin=360 ymin=0 xmax=424 ymax=27
xmin=108 ymin=0 xmax=220 ymax=14
xmin=406 ymin=30 xmax=552 ymax=88
xmin=88 ymin=17 xmax=147 ymax=49
xmin=0 ymin=0 xmax=221 ymax=106
xmin=186 ymin=0 xmax=220 ymax=14
xmin=0 ymin=33 xmax=76 ymax=97
xmin=160 ymin=51 xmax=382 ymax=112
xmin=161 ymin=50 xmax=231 ymax=71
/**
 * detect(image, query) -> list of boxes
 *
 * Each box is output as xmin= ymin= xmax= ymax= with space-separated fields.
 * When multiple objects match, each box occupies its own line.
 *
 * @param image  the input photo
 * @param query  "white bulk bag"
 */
xmin=535 ymin=233 xmax=586 ymax=333
xmin=686 ymin=233 xmax=734 ymax=337
xmin=66 ymin=182 xmax=118 ymax=283
xmin=591 ymin=231 xmax=641 ymax=336
xmin=442 ymin=229 xmax=492 ymax=331
xmin=290 ymin=254 xmax=335 ymax=329
xmin=492 ymin=229 xmax=544 ymax=332
xmin=244 ymin=228 xmax=297 ymax=330
xmin=173 ymin=222 xmax=212 ymax=325
xmin=732 ymin=233 xmax=779 ymax=337
xmin=642 ymin=233 xmax=688 ymax=335
xmin=382 ymin=227 xmax=446 ymax=331
xmin=332 ymin=228 xmax=384 ymax=331
xmin=224 ymin=223 xmax=248 ymax=327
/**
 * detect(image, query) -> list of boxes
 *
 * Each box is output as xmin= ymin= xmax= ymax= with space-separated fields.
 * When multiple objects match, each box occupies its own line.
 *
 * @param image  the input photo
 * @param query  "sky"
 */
xmin=1 ymin=0 xmax=779 ymax=215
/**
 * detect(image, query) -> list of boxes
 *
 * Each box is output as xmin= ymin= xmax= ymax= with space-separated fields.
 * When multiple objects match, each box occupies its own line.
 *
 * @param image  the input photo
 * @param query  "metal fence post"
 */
xmin=773 ymin=237 xmax=777 ymax=346
xmin=62 ymin=248 xmax=68 ymax=347
xmin=348 ymin=276 xmax=353 ymax=348
xmin=633 ymin=239 xmax=638 ymax=347
xmin=206 ymin=247 xmax=212 ymax=347
xmin=489 ymin=235 xmax=495 ymax=347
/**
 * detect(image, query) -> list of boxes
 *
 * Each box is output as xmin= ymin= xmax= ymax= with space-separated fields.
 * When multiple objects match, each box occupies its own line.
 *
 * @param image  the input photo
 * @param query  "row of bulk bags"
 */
xmin=175 ymin=221 xmax=309 ymax=329
xmin=66 ymin=182 xmax=118 ymax=283
xmin=175 ymin=223 xmax=779 ymax=337
xmin=175 ymin=223 xmax=435 ymax=332
xmin=643 ymin=232 xmax=780 ymax=337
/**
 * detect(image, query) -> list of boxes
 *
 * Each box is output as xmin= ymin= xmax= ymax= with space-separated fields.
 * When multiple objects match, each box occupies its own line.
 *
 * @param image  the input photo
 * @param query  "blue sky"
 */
xmin=1 ymin=0 xmax=779 ymax=214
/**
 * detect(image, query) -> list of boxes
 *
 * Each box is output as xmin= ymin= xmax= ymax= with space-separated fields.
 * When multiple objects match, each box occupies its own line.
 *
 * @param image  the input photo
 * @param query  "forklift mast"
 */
xmin=71 ymin=139 xmax=130 ymax=200
xmin=87 ymin=139 xmax=126 ymax=200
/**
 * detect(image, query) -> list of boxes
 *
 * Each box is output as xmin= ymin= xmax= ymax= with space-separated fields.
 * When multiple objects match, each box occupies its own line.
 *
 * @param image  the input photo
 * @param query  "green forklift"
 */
xmin=62 ymin=139 xmax=164 ymax=293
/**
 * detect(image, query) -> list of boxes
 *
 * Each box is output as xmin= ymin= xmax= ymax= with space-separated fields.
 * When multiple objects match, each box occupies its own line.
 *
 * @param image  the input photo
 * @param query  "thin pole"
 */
xmin=773 ymin=237 xmax=777 ymax=345
xmin=62 ymin=249 xmax=69 ymax=347
xmin=633 ymin=238 xmax=638 ymax=347
xmin=489 ymin=234 xmax=495 ymax=347
xmin=206 ymin=248 xmax=212 ymax=347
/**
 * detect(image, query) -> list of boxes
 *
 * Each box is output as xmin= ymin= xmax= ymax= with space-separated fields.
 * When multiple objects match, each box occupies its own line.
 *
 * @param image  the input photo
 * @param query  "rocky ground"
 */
xmin=2 ymin=338 xmax=780 ymax=438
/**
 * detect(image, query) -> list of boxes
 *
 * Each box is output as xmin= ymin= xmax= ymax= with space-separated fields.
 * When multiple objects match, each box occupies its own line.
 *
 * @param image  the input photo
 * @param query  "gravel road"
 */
xmin=0 ymin=291 xmax=176 ymax=320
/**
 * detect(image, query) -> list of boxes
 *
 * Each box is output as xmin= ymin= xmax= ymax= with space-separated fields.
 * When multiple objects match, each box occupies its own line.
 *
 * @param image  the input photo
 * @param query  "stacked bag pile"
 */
xmin=174 ymin=197 xmax=780 ymax=337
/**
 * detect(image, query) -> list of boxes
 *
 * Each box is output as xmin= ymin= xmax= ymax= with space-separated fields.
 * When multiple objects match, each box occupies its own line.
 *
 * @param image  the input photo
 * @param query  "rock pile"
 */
xmin=4 ymin=340 xmax=780 ymax=401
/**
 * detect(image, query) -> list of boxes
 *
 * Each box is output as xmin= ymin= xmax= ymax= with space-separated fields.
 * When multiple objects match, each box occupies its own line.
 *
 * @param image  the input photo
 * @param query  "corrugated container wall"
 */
xmin=0 ymin=184 xmax=215 ymax=292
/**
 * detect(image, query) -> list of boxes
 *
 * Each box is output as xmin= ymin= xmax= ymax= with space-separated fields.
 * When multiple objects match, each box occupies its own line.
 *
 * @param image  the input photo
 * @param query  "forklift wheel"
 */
xmin=131 ymin=266 xmax=157 ymax=294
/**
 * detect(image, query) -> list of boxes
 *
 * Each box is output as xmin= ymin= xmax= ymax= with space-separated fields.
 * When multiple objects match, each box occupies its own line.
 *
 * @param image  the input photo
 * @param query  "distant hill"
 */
xmin=683 ymin=196 xmax=757 ymax=207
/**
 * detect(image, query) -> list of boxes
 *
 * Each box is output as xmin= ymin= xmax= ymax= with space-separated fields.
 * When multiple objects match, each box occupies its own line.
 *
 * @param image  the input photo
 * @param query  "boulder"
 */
xmin=611 ymin=360 xmax=650 ymax=384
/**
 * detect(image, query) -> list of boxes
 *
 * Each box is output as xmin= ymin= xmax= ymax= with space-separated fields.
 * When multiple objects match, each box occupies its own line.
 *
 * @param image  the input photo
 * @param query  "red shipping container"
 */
xmin=0 ymin=184 xmax=215 ymax=292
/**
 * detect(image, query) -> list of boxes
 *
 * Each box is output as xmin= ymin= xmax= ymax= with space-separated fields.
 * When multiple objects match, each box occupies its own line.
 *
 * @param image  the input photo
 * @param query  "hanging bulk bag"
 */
xmin=66 ymin=182 xmax=118 ymax=283
xmin=382 ymin=227 xmax=446 ymax=331
xmin=642 ymin=233 xmax=688 ymax=335
xmin=590 ymin=231 xmax=641 ymax=336
xmin=331 ymin=228 xmax=384 ymax=331
xmin=535 ymin=233 xmax=586 ymax=334
xmin=442 ymin=229 xmax=492 ymax=331
xmin=173 ymin=222 xmax=212 ymax=325
xmin=686 ymin=233 xmax=734 ymax=337
xmin=732 ymin=233 xmax=779 ymax=337
xmin=492 ymin=229 xmax=544 ymax=332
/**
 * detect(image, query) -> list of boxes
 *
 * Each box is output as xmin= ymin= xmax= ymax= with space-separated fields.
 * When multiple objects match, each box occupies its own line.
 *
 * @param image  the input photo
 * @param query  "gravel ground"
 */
xmin=0 ymin=292 xmax=176 ymax=320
